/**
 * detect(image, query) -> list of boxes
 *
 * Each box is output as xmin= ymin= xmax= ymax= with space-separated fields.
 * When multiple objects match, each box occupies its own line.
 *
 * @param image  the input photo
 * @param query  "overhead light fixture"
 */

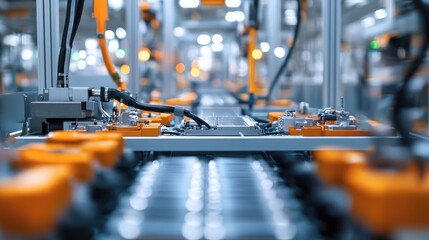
xmin=108 ymin=39 xmax=119 ymax=52
xmin=374 ymin=9 xmax=387 ymax=19
xmin=212 ymin=34 xmax=223 ymax=44
xmin=115 ymin=49 xmax=126 ymax=59
xmin=21 ymin=49 xmax=33 ymax=61
xmin=108 ymin=0 xmax=124 ymax=11
xmin=251 ymin=49 xmax=263 ymax=61
xmin=225 ymin=0 xmax=241 ymax=8
xmin=361 ymin=16 xmax=375 ymax=27
xmin=197 ymin=34 xmax=211 ymax=45
xmin=200 ymin=46 xmax=212 ymax=56
xmin=78 ymin=50 xmax=87 ymax=59
xmin=86 ymin=55 xmax=97 ymax=66
xmin=174 ymin=27 xmax=185 ymax=37
xmin=260 ymin=42 xmax=270 ymax=53
xmin=85 ymin=39 xmax=98 ymax=50
xmin=179 ymin=0 xmax=200 ymax=8
xmin=274 ymin=47 xmax=286 ymax=58
xmin=225 ymin=11 xmax=245 ymax=22
xmin=105 ymin=30 xmax=115 ymax=40
xmin=211 ymin=43 xmax=224 ymax=52
xmin=116 ymin=28 xmax=127 ymax=39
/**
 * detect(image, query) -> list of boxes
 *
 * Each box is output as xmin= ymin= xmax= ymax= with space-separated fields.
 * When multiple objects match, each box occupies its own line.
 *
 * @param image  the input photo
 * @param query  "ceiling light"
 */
xmin=179 ymin=0 xmax=199 ymax=8
xmin=105 ymin=30 xmax=115 ymax=40
xmin=212 ymin=34 xmax=223 ymax=44
xmin=374 ymin=9 xmax=387 ymax=19
xmin=274 ymin=47 xmax=286 ymax=58
xmin=225 ymin=0 xmax=241 ymax=8
xmin=116 ymin=27 xmax=127 ymax=39
xmin=260 ymin=42 xmax=270 ymax=52
xmin=361 ymin=16 xmax=375 ymax=27
xmin=174 ymin=27 xmax=185 ymax=37
xmin=197 ymin=34 xmax=211 ymax=45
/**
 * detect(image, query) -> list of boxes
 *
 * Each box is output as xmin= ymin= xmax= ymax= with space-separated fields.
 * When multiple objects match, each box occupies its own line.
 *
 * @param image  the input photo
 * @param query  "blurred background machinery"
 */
xmin=1 ymin=0 xmax=429 ymax=239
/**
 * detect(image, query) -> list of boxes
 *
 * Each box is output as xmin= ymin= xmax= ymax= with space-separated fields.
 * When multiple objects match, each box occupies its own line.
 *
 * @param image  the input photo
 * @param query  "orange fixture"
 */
xmin=268 ymin=112 xmax=285 ymax=122
xmin=139 ymin=113 xmax=173 ymax=126
xmin=0 ymin=166 xmax=72 ymax=236
xmin=312 ymin=149 xmax=367 ymax=186
xmin=106 ymin=122 xmax=161 ymax=137
xmin=346 ymin=165 xmax=429 ymax=235
xmin=201 ymin=0 xmax=225 ymax=6
xmin=288 ymin=125 xmax=372 ymax=137
xmin=16 ymin=143 xmax=94 ymax=182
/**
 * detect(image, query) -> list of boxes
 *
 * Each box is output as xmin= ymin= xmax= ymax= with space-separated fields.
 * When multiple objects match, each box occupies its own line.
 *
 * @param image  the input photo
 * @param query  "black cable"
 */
xmin=71 ymin=0 xmax=85 ymax=44
xmin=162 ymin=131 xmax=183 ymax=136
xmin=101 ymin=88 xmax=212 ymax=129
xmin=264 ymin=131 xmax=288 ymax=136
xmin=392 ymin=0 xmax=429 ymax=147
xmin=57 ymin=0 xmax=74 ymax=88
xmin=57 ymin=0 xmax=85 ymax=88
xmin=265 ymin=0 xmax=301 ymax=103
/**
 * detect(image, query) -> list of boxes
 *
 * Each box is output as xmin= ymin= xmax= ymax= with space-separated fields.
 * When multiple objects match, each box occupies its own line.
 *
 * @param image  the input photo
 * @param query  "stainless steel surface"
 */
xmin=184 ymin=114 xmax=262 ymax=136
xmin=36 ymin=0 xmax=59 ymax=94
xmin=322 ymin=0 xmax=341 ymax=109
xmin=14 ymin=136 xmax=399 ymax=151
xmin=199 ymin=107 xmax=241 ymax=117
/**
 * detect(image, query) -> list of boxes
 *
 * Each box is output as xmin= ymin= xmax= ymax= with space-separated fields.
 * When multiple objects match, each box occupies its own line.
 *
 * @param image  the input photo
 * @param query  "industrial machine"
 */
xmin=1 ymin=0 xmax=429 ymax=239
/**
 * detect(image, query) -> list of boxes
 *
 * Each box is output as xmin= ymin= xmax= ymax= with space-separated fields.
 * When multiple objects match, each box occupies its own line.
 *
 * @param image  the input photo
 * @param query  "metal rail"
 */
xmin=14 ymin=136 xmax=399 ymax=152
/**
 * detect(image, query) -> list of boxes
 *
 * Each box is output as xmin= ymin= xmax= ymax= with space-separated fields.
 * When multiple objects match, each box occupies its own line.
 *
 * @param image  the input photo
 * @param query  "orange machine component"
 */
xmin=289 ymin=125 xmax=372 ymax=137
xmin=46 ymin=131 xmax=125 ymax=168
xmin=346 ymin=166 xmax=429 ymax=235
xmin=15 ymin=143 xmax=94 ymax=182
xmin=313 ymin=149 xmax=367 ymax=186
xmin=139 ymin=113 xmax=173 ymax=126
xmin=288 ymin=126 xmax=303 ymax=136
xmin=324 ymin=126 xmax=372 ymax=136
xmin=268 ymin=99 xmax=293 ymax=107
xmin=46 ymin=131 xmax=97 ymax=145
xmin=201 ymin=0 xmax=225 ymax=6
xmin=302 ymin=126 xmax=323 ymax=136
xmin=47 ymin=131 xmax=124 ymax=153
xmin=80 ymin=140 xmax=121 ymax=168
xmin=166 ymin=98 xmax=193 ymax=106
xmin=0 ymin=166 xmax=72 ymax=236
xmin=268 ymin=112 xmax=285 ymax=122
xmin=106 ymin=122 xmax=161 ymax=137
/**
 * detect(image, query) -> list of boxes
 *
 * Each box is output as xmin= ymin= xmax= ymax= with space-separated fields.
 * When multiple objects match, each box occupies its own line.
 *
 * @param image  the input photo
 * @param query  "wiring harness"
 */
xmin=100 ymin=87 xmax=211 ymax=129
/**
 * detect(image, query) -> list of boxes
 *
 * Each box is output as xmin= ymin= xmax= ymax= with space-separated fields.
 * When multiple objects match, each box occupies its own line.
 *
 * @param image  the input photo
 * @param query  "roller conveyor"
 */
xmin=100 ymin=154 xmax=320 ymax=240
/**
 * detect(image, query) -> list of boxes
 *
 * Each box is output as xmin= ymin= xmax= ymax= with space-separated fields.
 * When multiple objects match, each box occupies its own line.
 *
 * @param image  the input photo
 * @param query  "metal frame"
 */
xmin=36 ymin=0 xmax=59 ymax=94
xmin=14 ymin=136 xmax=399 ymax=152
xmin=266 ymin=0 xmax=281 ymax=95
xmin=126 ymin=0 xmax=141 ymax=99
xmin=322 ymin=0 xmax=341 ymax=108
xmin=161 ymin=0 xmax=176 ymax=99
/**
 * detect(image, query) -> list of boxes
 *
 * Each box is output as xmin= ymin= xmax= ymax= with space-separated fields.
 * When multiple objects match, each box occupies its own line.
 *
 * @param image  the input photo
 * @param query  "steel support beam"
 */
xmin=162 ymin=0 xmax=176 ymax=99
xmin=36 ymin=0 xmax=59 ymax=94
xmin=266 ymin=0 xmax=282 ymax=97
xmin=322 ymin=0 xmax=341 ymax=108
xmin=15 ymin=136 xmax=399 ymax=152
xmin=126 ymin=0 xmax=141 ymax=99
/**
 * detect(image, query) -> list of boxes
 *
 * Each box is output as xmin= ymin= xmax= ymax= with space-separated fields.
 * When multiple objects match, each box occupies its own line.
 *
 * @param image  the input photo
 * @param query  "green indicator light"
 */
xmin=370 ymin=40 xmax=380 ymax=50
xmin=71 ymin=51 xmax=80 ymax=61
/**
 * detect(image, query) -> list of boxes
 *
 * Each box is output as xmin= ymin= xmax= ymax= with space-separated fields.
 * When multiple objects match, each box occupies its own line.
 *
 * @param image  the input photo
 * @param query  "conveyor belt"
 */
xmin=101 ymin=154 xmax=320 ymax=239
